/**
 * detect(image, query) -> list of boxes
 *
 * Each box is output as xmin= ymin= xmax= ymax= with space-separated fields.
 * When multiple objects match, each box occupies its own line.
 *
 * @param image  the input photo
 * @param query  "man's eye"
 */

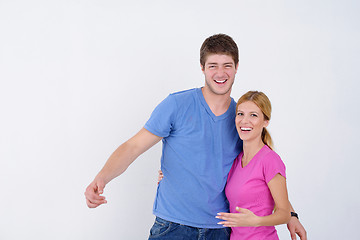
xmin=225 ymin=65 xmax=233 ymax=68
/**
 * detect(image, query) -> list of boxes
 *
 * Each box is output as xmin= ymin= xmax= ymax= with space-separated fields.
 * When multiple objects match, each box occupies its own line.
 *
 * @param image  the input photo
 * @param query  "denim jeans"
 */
xmin=148 ymin=217 xmax=231 ymax=240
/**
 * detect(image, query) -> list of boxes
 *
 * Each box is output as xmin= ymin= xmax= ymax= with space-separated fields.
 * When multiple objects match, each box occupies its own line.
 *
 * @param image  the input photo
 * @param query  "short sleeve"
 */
xmin=144 ymin=94 xmax=177 ymax=138
xmin=263 ymin=151 xmax=286 ymax=183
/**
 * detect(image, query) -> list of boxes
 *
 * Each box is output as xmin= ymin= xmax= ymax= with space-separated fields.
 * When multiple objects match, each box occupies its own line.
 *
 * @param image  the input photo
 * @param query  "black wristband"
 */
xmin=291 ymin=212 xmax=299 ymax=219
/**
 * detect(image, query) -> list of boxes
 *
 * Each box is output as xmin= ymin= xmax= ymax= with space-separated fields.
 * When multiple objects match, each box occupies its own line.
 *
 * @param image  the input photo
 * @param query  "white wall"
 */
xmin=1 ymin=0 xmax=359 ymax=239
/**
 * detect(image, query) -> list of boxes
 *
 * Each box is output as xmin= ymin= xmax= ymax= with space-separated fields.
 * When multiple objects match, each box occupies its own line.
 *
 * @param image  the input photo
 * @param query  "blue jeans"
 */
xmin=148 ymin=217 xmax=231 ymax=240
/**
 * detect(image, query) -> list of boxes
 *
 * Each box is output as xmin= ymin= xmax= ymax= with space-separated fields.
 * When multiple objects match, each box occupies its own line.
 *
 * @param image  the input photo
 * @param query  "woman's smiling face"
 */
xmin=235 ymin=101 xmax=269 ymax=142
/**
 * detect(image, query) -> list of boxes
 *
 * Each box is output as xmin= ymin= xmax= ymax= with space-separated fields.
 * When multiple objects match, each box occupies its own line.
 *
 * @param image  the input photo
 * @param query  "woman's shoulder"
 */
xmin=260 ymin=145 xmax=283 ymax=164
xmin=260 ymin=145 xmax=286 ymax=181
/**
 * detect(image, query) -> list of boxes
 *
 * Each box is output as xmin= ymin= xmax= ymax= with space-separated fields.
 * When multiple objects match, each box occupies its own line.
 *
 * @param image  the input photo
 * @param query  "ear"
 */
xmin=263 ymin=120 xmax=269 ymax=128
xmin=235 ymin=63 xmax=239 ymax=72
xmin=201 ymin=64 xmax=205 ymax=72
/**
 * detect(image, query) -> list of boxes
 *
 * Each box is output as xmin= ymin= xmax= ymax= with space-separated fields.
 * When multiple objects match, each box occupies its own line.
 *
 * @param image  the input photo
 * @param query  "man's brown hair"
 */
xmin=200 ymin=34 xmax=239 ymax=67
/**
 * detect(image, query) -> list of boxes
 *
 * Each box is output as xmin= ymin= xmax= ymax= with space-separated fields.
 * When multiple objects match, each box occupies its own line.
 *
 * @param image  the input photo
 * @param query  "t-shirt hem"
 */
xmin=144 ymin=124 xmax=167 ymax=138
xmin=265 ymin=170 xmax=286 ymax=184
xmin=153 ymin=210 xmax=225 ymax=229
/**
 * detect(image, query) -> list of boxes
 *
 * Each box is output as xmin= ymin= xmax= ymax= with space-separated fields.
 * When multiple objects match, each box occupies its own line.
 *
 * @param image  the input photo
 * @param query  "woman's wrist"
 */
xmin=254 ymin=216 xmax=262 ymax=227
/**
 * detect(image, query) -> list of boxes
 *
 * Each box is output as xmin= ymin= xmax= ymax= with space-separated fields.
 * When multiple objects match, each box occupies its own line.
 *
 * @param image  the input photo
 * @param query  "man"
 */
xmin=85 ymin=34 xmax=307 ymax=240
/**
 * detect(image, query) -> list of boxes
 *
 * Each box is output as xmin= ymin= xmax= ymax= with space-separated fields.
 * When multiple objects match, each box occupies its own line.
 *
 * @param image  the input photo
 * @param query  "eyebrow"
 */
xmin=206 ymin=62 xmax=234 ymax=65
xmin=237 ymin=110 xmax=260 ymax=114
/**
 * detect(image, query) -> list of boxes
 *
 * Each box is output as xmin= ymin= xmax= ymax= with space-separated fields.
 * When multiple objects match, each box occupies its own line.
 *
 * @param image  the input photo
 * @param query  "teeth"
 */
xmin=215 ymin=79 xmax=227 ymax=83
xmin=241 ymin=127 xmax=252 ymax=131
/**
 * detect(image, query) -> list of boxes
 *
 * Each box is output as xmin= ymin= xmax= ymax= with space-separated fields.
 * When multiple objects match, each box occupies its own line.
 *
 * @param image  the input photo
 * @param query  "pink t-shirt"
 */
xmin=225 ymin=145 xmax=286 ymax=240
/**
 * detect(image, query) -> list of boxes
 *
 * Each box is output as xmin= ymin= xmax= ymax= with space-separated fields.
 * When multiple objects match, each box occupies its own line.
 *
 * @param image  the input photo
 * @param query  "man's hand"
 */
xmin=287 ymin=216 xmax=307 ymax=240
xmin=84 ymin=178 xmax=107 ymax=208
xmin=157 ymin=170 xmax=164 ymax=184
xmin=84 ymin=128 xmax=162 ymax=209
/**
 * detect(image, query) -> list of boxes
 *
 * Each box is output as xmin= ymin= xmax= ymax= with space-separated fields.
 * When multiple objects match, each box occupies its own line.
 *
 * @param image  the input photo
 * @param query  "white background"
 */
xmin=1 ymin=0 xmax=359 ymax=239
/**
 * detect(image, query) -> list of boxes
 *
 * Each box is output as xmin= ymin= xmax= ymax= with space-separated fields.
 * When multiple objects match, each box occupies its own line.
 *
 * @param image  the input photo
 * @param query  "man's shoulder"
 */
xmin=169 ymin=88 xmax=198 ymax=98
xmin=167 ymin=88 xmax=199 ymax=105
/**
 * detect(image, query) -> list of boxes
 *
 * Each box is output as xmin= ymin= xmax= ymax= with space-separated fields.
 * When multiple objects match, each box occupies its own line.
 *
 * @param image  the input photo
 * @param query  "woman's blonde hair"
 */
xmin=236 ymin=91 xmax=273 ymax=150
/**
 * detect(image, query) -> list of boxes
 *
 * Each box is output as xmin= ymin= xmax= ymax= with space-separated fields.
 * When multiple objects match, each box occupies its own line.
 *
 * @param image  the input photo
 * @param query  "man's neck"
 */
xmin=201 ymin=87 xmax=232 ymax=116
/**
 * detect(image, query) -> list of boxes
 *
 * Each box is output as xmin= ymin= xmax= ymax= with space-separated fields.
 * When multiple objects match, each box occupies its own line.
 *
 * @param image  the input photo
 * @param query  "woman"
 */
xmin=158 ymin=91 xmax=291 ymax=239
xmin=216 ymin=90 xmax=290 ymax=239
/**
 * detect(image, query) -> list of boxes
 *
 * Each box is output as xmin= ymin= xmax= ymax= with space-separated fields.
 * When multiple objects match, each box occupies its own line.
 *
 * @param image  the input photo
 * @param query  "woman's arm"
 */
xmin=216 ymin=173 xmax=290 ymax=227
xmin=257 ymin=173 xmax=291 ymax=226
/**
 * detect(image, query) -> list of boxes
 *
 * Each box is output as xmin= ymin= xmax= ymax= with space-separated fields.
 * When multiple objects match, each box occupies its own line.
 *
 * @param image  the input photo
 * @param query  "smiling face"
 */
xmin=235 ymin=101 xmax=269 ymax=143
xmin=201 ymin=54 xmax=238 ymax=96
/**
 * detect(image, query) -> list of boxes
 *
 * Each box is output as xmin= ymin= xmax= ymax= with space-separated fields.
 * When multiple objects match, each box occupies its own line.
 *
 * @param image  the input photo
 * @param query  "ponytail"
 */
xmin=262 ymin=127 xmax=273 ymax=150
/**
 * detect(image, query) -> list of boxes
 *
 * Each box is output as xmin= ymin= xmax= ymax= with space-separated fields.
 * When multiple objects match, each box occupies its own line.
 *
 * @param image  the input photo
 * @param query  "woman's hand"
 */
xmin=216 ymin=207 xmax=260 ymax=227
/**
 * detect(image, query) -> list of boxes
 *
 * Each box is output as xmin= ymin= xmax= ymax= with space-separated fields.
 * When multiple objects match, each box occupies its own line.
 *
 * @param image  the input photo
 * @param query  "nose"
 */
xmin=236 ymin=114 xmax=249 ymax=125
xmin=216 ymin=67 xmax=226 ymax=77
xmin=241 ymin=115 xmax=250 ymax=123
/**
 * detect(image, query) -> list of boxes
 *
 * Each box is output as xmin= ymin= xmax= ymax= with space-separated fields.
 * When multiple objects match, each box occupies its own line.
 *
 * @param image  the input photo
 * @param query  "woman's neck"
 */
xmin=242 ymin=139 xmax=265 ymax=167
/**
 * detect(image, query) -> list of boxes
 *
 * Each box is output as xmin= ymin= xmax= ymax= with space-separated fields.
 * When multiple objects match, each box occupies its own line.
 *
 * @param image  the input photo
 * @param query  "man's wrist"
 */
xmin=291 ymin=211 xmax=299 ymax=219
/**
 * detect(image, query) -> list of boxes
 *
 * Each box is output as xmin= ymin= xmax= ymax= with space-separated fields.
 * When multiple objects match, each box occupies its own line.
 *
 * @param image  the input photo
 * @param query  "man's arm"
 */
xmin=287 ymin=203 xmax=307 ymax=240
xmin=84 ymin=128 xmax=162 ymax=208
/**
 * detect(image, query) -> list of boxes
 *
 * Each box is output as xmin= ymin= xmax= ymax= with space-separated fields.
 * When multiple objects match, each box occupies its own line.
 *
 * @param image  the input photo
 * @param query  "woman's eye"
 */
xmin=251 ymin=114 xmax=258 ymax=117
xmin=237 ymin=112 xmax=243 ymax=116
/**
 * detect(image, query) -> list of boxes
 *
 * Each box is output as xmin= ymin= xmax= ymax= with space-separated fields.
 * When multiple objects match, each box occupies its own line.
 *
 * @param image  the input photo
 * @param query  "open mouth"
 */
xmin=214 ymin=79 xmax=227 ymax=84
xmin=240 ymin=127 xmax=252 ymax=132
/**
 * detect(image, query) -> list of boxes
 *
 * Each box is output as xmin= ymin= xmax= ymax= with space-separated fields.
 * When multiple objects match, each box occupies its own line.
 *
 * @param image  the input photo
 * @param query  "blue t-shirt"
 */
xmin=144 ymin=88 xmax=242 ymax=228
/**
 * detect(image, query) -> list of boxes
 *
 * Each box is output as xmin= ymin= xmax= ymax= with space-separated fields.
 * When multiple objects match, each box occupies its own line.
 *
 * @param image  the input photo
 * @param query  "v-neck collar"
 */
xmin=196 ymin=88 xmax=234 ymax=122
xmin=240 ymin=145 xmax=268 ymax=168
